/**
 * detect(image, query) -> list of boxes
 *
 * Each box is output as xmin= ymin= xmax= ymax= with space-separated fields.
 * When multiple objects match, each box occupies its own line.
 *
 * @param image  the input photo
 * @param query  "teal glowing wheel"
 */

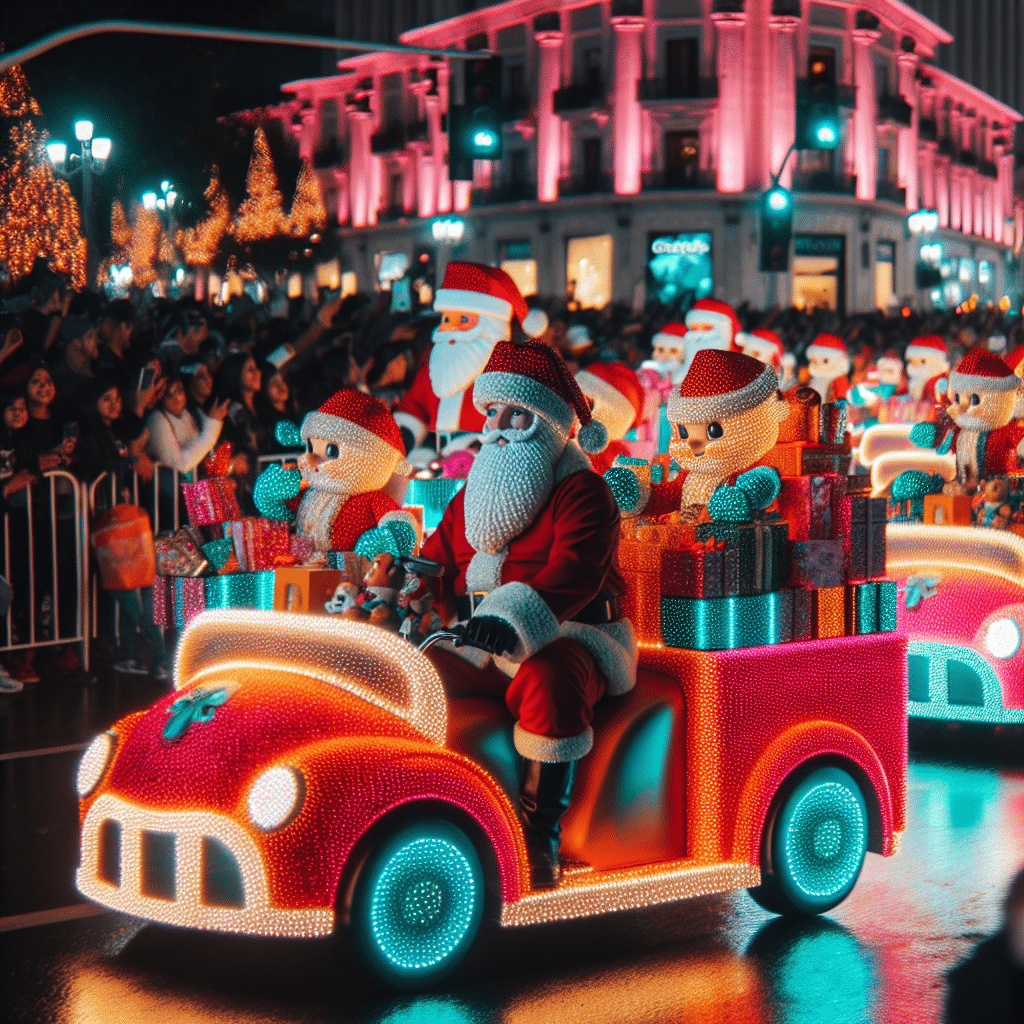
xmin=749 ymin=767 xmax=869 ymax=916
xmin=348 ymin=819 xmax=485 ymax=988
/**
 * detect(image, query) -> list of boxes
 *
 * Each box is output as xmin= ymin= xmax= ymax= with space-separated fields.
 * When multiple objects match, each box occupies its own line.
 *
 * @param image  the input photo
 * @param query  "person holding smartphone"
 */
xmin=146 ymin=371 xmax=229 ymax=476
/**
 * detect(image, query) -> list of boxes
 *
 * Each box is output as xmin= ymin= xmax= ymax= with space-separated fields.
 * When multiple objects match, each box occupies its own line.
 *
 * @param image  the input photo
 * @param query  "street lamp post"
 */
xmin=46 ymin=120 xmax=111 ymax=286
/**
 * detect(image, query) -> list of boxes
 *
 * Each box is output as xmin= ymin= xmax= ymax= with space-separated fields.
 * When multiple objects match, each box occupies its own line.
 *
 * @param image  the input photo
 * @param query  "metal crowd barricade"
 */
xmin=1 ymin=470 xmax=88 ymax=667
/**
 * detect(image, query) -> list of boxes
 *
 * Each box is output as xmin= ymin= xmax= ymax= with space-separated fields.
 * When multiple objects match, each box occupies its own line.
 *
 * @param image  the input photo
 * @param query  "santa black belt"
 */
xmin=456 ymin=592 xmax=620 ymax=625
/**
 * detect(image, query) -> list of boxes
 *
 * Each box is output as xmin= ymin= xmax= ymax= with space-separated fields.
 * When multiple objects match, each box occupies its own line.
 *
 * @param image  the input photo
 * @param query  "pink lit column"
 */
xmin=948 ymin=164 xmax=962 ymax=231
xmin=935 ymin=157 xmax=950 ymax=228
xmin=426 ymin=91 xmax=452 ymax=215
xmin=413 ymin=146 xmax=436 ymax=219
xmin=332 ymin=168 xmax=349 ymax=226
xmin=299 ymin=106 xmax=317 ymax=163
xmin=853 ymin=28 xmax=880 ymax=201
xmin=348 ymin=110 xmax=372 ymax=228
xmin=919 ymin=143 xmax=937 ymax=211
xmin=769 ymin=15 xmax=798 ymax=188
xmin=535 ymin=30 xmax=564 ymax=202
xmin=897 ymin=50 xmax=919 ymax=210
xmin=611 ymin=16 xmax=644 ymax=196
xmin=711 ymin=10 xmax=746 ymax=193
xmin=994 ymin=141 xmax=1008 ymax=244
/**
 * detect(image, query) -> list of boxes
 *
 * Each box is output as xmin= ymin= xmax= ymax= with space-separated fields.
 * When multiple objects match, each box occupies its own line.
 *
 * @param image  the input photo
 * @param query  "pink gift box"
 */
xmin=153 ymin=577 xmax=172 ymax=627
xmin=226 ymin=518 xmax=291 ymax=572
xmin=182 ymin=478 xmax=241 ymax=527
xmin=289 ymin=534 xmax=317 ymax=565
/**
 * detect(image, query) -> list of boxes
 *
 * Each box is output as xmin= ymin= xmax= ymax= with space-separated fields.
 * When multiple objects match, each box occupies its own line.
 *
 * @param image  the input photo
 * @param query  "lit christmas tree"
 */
xmin=97 ymin=199 xmax=133 ymax=288
xmin=233 ymin=127 xmax=290 ymax=242
xmin=175 ymin=169 xmax=231 ymax=266
xmin=288 ymin=161 xmax=327 ymax=238
xmin=129 ymin=208 xmax=163 ymax=288
xmin=0 ymin=61 xmax=86 ymax=290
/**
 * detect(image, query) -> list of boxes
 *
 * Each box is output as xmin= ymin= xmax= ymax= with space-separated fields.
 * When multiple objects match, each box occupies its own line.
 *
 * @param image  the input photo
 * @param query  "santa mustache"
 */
xmin=297 ymin=452 xmax=352 ymax=494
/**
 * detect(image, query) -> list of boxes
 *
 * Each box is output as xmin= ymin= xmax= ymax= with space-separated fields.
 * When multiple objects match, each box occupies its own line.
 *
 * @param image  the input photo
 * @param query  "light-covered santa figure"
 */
xmin=911 ymin=348 xmax=1024 ymax=485
xmin=421 ymin=340 xmax=633 ymax=890
xmin=679 ymin=298 xmax=741 ymax=380
xmin=904 ymin=335 xmax=950 ymax=403
xmin=641 ymin=322 xmax=688 ymax=383
xmin=256 ymin=390 xmax=417 ymax=553
xmin=606 ymin=349 xmax=788 ymax=523
xmin=392 ymin=261 xmax=548 ymax=452
xmin=735 ymin=327 xmax=784 ymax=373
xmin=805 ymin=333 xmax=850 ymax=401
xmin=575 ymin=362 xmax=644 ymax=475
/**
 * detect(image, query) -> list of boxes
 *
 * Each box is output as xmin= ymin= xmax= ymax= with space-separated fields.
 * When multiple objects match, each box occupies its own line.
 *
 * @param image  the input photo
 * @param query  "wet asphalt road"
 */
xmin=2 ymin=666 xmax=1023 ymax=1024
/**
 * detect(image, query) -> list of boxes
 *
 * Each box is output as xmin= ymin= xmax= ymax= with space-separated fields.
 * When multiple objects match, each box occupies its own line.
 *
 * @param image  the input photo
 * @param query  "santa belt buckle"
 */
xmin=456 ymin=592 xmax=620 ymax=625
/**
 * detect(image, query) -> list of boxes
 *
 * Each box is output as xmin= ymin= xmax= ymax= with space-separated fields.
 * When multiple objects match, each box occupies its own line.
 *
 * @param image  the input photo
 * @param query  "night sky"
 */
xmin=1 ymin=3 xmax=343 ymax=236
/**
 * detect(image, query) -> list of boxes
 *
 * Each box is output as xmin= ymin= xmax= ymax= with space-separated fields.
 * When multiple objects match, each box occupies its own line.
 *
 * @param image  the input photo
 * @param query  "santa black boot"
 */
xmin=518 ymin=758 xmax=578 ymax=890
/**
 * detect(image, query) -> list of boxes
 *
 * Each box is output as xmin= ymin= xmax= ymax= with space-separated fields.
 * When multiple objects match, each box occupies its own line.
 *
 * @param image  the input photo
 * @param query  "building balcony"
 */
xmin=637 ymin=77 xmax=719 ymax=103
xmin=979 ymin=159 xmax=998 ymax=180
xmin=371 ymin=122 xmax=408 ymax=155
xmin=501 ymin=95 xmax=533 ymax=122
xmin=641 ymin=168 xmax=717 ymax=190
xmin=407 ymin=119 xmax=430 ymax=145
xmin=553 ymin=80 xmax=605 ymax=114
xmin=791 ymin=169 xmax=857 ymax=195
xmin=877 ymin=93 xmax=912 ymax=128
xmin=876 ymin=179 xmax=907 ymax=205
xmin=919 ymin=117 xmax=938 ymax=143
xmin=312 ymin=138 xmax=345 ymax=170
xmin=558 ymin=172 xmax=613 ymax=196
xmin=471 ymin=180 xmax=538 ymax=204
xmin=937 ymin=138 xmax=955 ymax=159
xmin=958 ymin=150 xmax=977 ymax=167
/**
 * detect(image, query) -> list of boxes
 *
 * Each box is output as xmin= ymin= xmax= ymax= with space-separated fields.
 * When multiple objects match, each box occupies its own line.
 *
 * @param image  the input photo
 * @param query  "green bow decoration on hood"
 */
xmin=901 ymin=575 xmax=940 ymax=609
xmin=163 ymin=684 xmax=238 ymax=742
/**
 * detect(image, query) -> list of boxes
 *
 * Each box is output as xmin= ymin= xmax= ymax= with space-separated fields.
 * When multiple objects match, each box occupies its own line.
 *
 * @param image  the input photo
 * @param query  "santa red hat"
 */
xmin=651 ymin=322 xmax=688 ymax=351
xmin=301 ymin=389 xmax=410 ymax=473
xmin=806 ymin=333 xmax=849 ymax=362
xmin=737 ymin=328 xmax=783 ymax=368
xmin=905 ymin=335 xmax=948 ymax=362
xmin=684 ymin=298 xmax=741 ymax=344
xmin=473 ymin=340 xmax=608 ymax=453
xmin=668 ymin=349 xmax=778 ymax=423
xmin=434 ymin=261 xmax=548 ymax=338
xmin=949 ymin=348 xmax=1018 ymax=394
xmin=575 ymin=362 xmax=644 ymax=436
xmin=1003 ymin=346 xmax=1024 ymax=374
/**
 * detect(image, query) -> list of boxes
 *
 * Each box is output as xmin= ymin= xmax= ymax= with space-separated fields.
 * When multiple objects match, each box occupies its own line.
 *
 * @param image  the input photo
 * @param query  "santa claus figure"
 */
xmin=641 ymin=322 xmax=688 ymax=384
xmin=735 ymin=327 xmax=784 ymax=373
xmin=805 ymin=333 xmax=850 ymax=401
xmin=255 ymin=390 xmax=417 ymax=553
xmin=575 ymin=362 xmax=645 ymax=475
xmin=904 ymin=335 xmax=950 ymax=404
xmin=392 ymin=261 xmax=548 ymax=453
xmin=421 ymin=340 xmax=632 ymax=890
xmin=679 ymin=298 xmax=741 ymax=381
xmin=911 ymin=348 xmax=1024 ymax=485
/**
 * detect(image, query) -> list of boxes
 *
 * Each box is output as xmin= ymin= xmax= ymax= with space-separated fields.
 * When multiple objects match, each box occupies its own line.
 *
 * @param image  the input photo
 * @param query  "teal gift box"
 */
xmin=405 ymin=478 xmax=466 ymax=531
xmin=661 ymin=590 xmax=793 ymax=650
xmin=204 ymin=570 xmax=275 ymax=611
xmin=844 ymin=580 xmax=898 ymax=635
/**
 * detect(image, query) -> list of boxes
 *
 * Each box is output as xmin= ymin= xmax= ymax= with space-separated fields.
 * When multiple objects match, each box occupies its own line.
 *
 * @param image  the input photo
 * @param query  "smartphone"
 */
xmin=266 ymin=344 xmax=293 ymax=370
xmin=63 ymin=422 xmax=79 ymax=441
xmin=139 ymin=365 xmax=156 ymax=392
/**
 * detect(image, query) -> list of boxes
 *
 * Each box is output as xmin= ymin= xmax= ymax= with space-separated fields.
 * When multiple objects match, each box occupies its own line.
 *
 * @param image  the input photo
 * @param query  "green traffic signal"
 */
xmin=760 ymin=186 xmax=793 ymax=272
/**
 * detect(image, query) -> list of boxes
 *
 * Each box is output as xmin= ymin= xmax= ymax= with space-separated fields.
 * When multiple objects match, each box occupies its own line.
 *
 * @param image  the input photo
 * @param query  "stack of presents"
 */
xmin=619 ymin=396 xmax=896 ymax=651
xmin=152 ymin=446 xmax=370 ymax=629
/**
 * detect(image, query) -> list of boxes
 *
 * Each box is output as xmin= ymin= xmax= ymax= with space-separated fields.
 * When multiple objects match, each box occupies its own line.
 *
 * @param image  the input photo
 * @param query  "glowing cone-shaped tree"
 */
xmin=288 ymin=161 xmax=327 ymax=237
xmin=233 ymin=127 xmax=290 ymax=242
xmin=130 ymin=208 xmax=163 ymax=288
xmin=175 ymin=169 xmax=231 ymax=267
xmin=0 ymin=61 xmax=86 ymax=289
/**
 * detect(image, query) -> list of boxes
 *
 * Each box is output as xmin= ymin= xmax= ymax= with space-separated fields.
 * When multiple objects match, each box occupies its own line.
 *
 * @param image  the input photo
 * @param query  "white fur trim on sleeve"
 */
xmin=474 ymin=581 xmax=560 ymax=661
xmin=560 ymin=618 xmax=638 ymax=696
xmin=514 ymin=723 xmax=594 ymax=763
xmin=392 ymin=410 xmax=428 ymax=446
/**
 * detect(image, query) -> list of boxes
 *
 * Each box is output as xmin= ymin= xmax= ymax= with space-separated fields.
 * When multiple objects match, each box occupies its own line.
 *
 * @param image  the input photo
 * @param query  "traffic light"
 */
xmin=796 ymin=81 xmax=841 ymax=151
xmin=760 ymin=185 xmax=792 ymax=272
xmin=449 ymin=55 xmax=503 ymax=180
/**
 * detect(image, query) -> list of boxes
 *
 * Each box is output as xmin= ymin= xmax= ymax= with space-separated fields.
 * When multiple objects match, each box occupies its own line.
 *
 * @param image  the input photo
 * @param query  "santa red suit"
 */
xmin=805 ymin=333 xmax=850 ymax=401
xmin=575 ymin=362 xmax=645 ymax=475
xmin=392 ymin=261 xmax=549 ymax=447
xmin=290 ymin=389 xmax=416 ymax=552
xmin=735 ymin=327 xmax=784 ymax=372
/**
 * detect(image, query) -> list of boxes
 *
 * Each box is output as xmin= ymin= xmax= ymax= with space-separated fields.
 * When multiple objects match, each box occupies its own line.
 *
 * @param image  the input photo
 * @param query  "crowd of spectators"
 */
xmin=0 ymin=256 xmax=1021 ymax=688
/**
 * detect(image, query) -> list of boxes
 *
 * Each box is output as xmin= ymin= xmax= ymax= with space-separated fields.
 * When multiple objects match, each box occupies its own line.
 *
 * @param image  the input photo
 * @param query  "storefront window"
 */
xmin=875 ymin=241 xmax=895 ymax=310
xmin=647 ymin=232 xmax=712 ymax=306
xmin=978 ymin=261 xmax=994 ymax=303
xmin=793 ymin=235 xmax=845 ymax=314
xmin=566 ymin=234 xmax=613 ymax=309
xmin=499 ymin=241 xmax=537 ymax=298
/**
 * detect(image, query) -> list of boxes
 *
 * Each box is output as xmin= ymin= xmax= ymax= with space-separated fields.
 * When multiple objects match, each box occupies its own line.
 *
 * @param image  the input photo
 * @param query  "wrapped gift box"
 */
xmin=778 ymin=388 xmax=821 ymax=444
xmin=848 ymin=496 xmax=888 ymax=581
xmin=777 ymin=475 xmax=849 ymax=543
xmin=661 ymin=543 xmax=724 ymax=599
xmin=811 ymin=586 xmax=845 ymax=639
xmin=273 ymin=567 xmax=344 ymax=614
xmin=923 ymin=493 xmax=973 ymax=526
xmin=204 ymin=570 xmax=276 ymax=611
xmin=819 ymin=400 xmax=848 ymax=445
xmin=182 ymin=478 xmax=240 ymax=527
xmin=618 ymin=539 xmax=662 ymax=643
xmin=155 ymin=527 xmax=210 ymax=577
xmin=788 ymin=539 xmax=845 ymax=589
xmin=405 ymin=478 xmax=466 ymax=531
xmin=289 ymin=534 xmax=318 ymax=566
xmin=661 ymin=590 xmax=793 ymax=650
xmin=761 ymin=442 xmax=852 ymax=478
xmin=173 ymin=577 xmax=206 ymax=627
xmin=153 ymin=576 xmax=172 ymax=627
xmin=695 ymin=518 xmax=789 ymax=596
xmin=791 ymin=587 xmax=812 ymax=641
xmin=225 ymin=518 xmax=290 ymax=572
xmin=845 ymin=581 xmax=878 ymax=635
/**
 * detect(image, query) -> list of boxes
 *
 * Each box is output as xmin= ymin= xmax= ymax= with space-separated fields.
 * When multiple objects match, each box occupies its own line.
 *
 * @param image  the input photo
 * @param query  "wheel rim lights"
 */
xmin=984 ymin=617 xmax=1021 ymax=660
xmin=247 ymin=766 xmax=303 ymax=831
xmin=77 ymin=732 xmax=115 ymax=798
xmin=370 ymin=837 xmax=478 ymax=971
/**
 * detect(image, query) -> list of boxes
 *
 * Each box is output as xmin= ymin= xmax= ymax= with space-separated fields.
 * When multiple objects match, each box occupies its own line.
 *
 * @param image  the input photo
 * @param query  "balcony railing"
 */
xmin=553 ymin=79 xmax=605 ymax=113
xmin=471 ymin=180 xmax=538 ymax=204
xmin=557 ymin=172 xmax=613 ymax=196
xmin=877 ymin=93 xmax=912 ymax=128
xmin=791 ymin=169 xmax=857 ymax=195
xmin=641 ymin=168 xmax=716 ymax=190
xmin=876 ymin=179 xmax=907 ymax=205
xmin=370 ymin=122 xmax=407 ymax=155
xmin=637 ymin=76 xmax=719 ymax=103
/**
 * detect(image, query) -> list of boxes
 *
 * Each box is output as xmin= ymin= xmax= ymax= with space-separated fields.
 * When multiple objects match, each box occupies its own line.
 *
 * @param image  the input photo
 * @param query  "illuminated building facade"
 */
xmin=265 ymin=0 xmax=1021 ymax=315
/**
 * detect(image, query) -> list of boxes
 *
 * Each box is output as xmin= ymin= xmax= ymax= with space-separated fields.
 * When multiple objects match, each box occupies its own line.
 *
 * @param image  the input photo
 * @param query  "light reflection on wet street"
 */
xmin=3 ymin=676 xmax=1023 ymax=1023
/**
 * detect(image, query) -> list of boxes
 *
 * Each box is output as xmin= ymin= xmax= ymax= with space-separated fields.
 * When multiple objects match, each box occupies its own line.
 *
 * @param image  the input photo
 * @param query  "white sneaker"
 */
xmin=112 ymin=659 xmax=148 ymax=676
xmin=0 ymin=667 xmax=24 ymax=693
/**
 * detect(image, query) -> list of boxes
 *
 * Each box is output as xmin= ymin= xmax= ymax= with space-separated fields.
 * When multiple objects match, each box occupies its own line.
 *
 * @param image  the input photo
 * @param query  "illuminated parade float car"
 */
xmin=76 ymin=599 xmax=907 ymax=988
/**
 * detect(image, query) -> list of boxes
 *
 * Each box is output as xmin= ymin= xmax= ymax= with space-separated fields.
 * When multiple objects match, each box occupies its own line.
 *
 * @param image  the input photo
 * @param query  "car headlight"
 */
xmin=247 ymin=766 xmax=304 ymax=831
xmin=984 ymin=617 xmax=1021 ymax=660
xmin=77 ymin=732 xmax=116 ymax=798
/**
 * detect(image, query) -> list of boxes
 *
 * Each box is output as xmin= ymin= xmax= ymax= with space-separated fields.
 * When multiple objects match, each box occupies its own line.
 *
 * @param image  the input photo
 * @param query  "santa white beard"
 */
xmin=429 ymin=317 xmax=505 ymax=399
xmin=906 ymin=370 xmax=928 ymax=401
xmin=808 ymin=374 xmax=840 ymax=399
xmin=463 ymin=417 xmax=566 ymax=556
xmin=296 ymin=454 xmax=352 ymax=551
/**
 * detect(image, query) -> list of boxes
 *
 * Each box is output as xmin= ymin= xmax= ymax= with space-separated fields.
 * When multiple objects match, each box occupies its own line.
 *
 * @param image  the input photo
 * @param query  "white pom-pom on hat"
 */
xmin=577 ymin=418 xmax=609 ymax=454
xmin=521 ymin=307 xmax=548 ymax=339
